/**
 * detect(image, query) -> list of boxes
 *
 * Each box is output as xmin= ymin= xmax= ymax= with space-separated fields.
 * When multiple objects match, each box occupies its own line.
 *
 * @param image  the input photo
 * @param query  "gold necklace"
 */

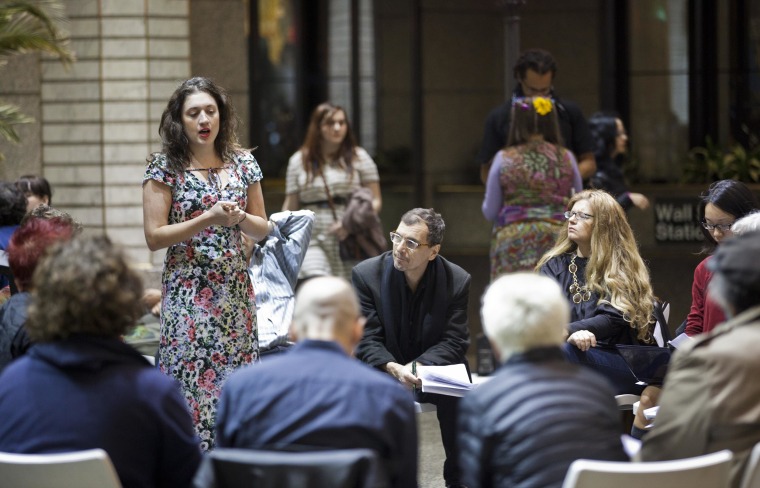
xmin=568 ymin=254 xmax=591 ymax=304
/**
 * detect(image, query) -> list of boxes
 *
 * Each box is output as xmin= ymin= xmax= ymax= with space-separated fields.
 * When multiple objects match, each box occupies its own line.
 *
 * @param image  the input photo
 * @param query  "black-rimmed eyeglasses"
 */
xmin=701 ymin=220 xmax=733 ymax=232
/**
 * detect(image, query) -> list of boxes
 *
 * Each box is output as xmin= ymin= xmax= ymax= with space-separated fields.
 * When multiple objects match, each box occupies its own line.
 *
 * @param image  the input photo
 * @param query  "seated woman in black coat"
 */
xmin=588 ymin=112 xmax=649 ymax=212
xmin=537 ymin=189 xmax=658 ymax=394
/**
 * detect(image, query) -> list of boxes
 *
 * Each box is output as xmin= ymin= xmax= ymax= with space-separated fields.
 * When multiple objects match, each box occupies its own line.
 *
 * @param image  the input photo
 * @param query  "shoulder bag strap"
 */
xmin=315 ymin=162 xmax=339 ymax=222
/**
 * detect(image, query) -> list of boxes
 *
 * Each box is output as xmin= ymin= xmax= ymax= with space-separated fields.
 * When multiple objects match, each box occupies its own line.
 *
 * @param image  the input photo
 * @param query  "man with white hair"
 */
xmin=731 ymin=210 xmax=760 ymax=236
xmin=215 ymin=276 xmax=417 ymax=488
xmin=458 ymin=272 xmax=627 ymax=488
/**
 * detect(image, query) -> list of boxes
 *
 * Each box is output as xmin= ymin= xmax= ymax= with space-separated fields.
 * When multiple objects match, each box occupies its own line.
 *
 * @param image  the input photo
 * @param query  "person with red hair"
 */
xmin=0 ymin=217 xmax=77 ymax=372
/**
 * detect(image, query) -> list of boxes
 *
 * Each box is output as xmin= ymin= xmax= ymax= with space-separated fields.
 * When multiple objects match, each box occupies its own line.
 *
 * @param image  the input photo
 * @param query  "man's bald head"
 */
xmin=291 ymin=277 xmax=363 ymax=350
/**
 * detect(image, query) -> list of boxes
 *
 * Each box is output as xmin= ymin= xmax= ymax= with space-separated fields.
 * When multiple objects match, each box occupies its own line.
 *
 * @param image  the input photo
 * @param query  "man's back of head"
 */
xmin=481 ymin=272 xmax=569 ymax=362
xmin=708 ymin=230 xmax=760 ymax=316
xmin=292 ymin=276 xmax=362 ymax=352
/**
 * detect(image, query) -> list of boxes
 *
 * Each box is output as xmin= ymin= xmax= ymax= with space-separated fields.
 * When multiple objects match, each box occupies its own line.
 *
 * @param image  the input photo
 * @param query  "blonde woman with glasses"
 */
xmin=536 ymin=190 xmax=660 ymax=394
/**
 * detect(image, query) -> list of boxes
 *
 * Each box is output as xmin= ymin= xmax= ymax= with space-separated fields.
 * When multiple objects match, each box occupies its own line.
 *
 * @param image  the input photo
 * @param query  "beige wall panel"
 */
xmin=64 ymin=0 xmax=99 ymax=17
xmin=103 ymin=122 xmax=150 ymax=143
xmin=69 ymin=19 xmax=100 ymax=37
xmin=148 ymin=39 xmax=190 ymax=58
xmin=103 ymin=164 xmax=147 ymax=184
xmin=101 ymin=39 xmax=147 ymax=58
xmin=148 ymin=60 xmax=189 ymax=79
xmin=43 ymin=145 xmax=102 ymax=164
xmin=103 ymin=60 xmax=148 ymax=79
xmin=55 ymin=186 xmax=103 ymax=206
xmin=45 ymin=165 xmax=104 ymax=185
xmin=148 ymin=0 xmax=189 ymax=16
xmin=41 ymin=60 xmax=100 ymax=80
xmin=42 ymin=81 xmax=101 ymax=101
xmin=102 ymin=101 xmax=150 ymax=122
xmin=69 ymin=39 xmax=103 ymax=59
xmin=148 ymin=18 xmax=189 ymax=37
xmin=101 ymin=18 xmax=147 ymax=37
xmin=43 ymin=123 xmax=102 ymax=143
xmin=105 ymin=206 xmax=143 ymax=226
xmin=43 ymin=102 xmax=101 ymax=122
xmin=104 ymin=143 xmax=151 ymax=163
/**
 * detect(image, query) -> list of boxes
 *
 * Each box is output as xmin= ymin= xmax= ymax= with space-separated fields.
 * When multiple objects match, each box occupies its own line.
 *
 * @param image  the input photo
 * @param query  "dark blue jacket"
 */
xmin=0 ymin=292 xmax=29 ymax=373
xmin=216 ymin=340 xmax=418 ymax=488
xmin=0 ymin=335 xmax=201 ymax=488
xmin=458 ymin=347 xmax=628 ymax=488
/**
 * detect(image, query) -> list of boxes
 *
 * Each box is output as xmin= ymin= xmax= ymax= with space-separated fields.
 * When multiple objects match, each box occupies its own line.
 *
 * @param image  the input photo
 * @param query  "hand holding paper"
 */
xmin=416 ymin=363 xmax=474 ymax=397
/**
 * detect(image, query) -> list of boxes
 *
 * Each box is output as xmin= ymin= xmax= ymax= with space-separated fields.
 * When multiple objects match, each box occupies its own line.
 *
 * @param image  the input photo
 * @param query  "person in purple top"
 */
xmin=482 ymin=96 xmax=581 ymax=281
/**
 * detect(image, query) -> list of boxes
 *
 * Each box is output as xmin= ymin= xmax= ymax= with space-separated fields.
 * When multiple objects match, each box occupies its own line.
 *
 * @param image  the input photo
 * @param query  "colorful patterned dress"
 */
xmin=285 ymin=147 xmax=379 ymax=280
xmin=482 ymin=140 xmax=578 ymax=281
xmin=143 ymin=151 xmax=261 ymax=450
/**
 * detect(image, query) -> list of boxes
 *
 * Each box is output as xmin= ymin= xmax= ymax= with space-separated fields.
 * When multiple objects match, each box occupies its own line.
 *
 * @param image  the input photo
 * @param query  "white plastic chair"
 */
xmin=0 ymin=448 xmax=122 ymax=488
xmin=740 ymin=442 xmax=760 ymax=488
xmin=562 ymin=449 xmax=733 ymax=488
xmin=615 ymin=394 xmax=641 ymax=412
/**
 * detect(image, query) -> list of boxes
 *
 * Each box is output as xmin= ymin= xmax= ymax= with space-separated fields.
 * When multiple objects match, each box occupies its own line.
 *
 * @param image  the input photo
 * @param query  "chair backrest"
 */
xmin=740 ymin=442 xmax=760 ymax=488
xmin=193 ymin=447 xmax=387 ymax=488
xmin=0 ymin=448 xmax=122 ymax=488
xmin=562 ymin=449 xmax=733 ymax=488
xmin=652 ymin=300 xmax=671 ymax=347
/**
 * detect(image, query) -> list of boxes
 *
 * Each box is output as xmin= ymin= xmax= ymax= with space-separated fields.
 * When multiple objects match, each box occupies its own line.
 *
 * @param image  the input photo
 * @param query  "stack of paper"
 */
xmin=417 ymin=363 xmax=474 ymax=397
xmin=668 ymin=332 xmax=694 ymax=349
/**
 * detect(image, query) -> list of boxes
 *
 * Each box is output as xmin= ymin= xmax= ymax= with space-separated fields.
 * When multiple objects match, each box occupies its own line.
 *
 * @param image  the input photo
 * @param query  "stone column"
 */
xmin=40 ymin=0 xmax=190 ymax=268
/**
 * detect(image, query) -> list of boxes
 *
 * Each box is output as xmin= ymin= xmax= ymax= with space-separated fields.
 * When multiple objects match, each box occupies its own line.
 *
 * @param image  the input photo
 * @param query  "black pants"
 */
xmin=415 ymin=391 xmax=461 ymax=484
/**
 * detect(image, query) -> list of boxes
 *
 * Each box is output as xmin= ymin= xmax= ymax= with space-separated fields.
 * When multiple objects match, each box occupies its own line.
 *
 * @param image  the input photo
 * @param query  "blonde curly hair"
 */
xmin=536 ymin=190 xmax=655 ymax=341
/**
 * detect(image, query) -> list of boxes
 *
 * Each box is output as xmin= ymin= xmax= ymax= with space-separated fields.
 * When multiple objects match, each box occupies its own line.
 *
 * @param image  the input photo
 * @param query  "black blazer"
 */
xmin=352 ymin=251 xmax=471 ymax=368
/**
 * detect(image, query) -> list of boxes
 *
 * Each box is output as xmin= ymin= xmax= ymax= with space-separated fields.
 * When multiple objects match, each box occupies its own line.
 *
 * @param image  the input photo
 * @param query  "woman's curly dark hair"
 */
xmin=150 ymin=77 xmax=241 ymax=174
xmin=0 ymin=181 xmax=28 ymax=226
xmin=26 ymin=235 xmax=144 ymax=342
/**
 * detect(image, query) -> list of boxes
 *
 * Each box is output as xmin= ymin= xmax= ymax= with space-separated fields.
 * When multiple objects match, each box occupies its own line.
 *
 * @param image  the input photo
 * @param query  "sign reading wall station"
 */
xmin=654 ymin=198 xmax=703 ymax=243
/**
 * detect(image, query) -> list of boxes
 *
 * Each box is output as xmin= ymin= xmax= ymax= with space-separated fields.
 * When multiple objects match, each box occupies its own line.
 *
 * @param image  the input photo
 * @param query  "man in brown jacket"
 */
xmin=639 ymin=231 xmax=760 ymax=488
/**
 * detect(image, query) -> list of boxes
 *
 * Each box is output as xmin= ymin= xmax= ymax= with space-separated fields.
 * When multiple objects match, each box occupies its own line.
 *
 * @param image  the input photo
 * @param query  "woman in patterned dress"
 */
xmin=142 ymin=77 xmax=269 ymax=450
xmin=481 ymin=96 xmax=582 ymax=281
xmin=282 ymin=102 xmax=381 ymax=281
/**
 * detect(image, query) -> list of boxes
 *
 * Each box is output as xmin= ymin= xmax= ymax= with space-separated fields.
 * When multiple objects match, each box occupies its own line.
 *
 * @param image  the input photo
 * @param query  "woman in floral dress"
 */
xmin=142 ymin=77 xmax=269 ymax=450
xmin=482 ymin=96 xmax=582 ymax=281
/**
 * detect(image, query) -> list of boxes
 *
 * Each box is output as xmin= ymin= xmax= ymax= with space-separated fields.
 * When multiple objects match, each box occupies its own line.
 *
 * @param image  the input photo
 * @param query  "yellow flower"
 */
xmin=533 ymin=97 xmax=552 ymax=116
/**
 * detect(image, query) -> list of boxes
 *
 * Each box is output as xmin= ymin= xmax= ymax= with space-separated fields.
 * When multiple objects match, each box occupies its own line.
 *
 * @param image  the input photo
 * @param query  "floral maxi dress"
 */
xmin=143 ymin=152 xmax=261 ymax=450
xmin=484 ymin=140 xmax=577 ymax=280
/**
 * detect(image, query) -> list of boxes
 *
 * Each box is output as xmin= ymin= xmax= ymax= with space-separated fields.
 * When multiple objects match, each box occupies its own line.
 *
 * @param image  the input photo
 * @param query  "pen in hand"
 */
xmin=412 ymin=360 xmax=417 ymax=393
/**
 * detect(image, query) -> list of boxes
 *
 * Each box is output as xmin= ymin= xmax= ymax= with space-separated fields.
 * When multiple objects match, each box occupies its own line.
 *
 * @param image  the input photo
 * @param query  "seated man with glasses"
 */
xmin=353 ymin=208 xmax=471 ymax=488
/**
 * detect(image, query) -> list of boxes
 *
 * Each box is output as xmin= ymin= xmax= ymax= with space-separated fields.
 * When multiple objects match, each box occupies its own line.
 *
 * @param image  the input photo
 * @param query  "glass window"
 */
xmin=629 ymin=0 xmax=689 ymax=182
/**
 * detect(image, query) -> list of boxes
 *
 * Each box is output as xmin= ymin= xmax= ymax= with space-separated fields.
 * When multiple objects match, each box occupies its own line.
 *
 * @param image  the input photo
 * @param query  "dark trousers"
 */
xmin=563 ymin=343 xmax=645 ymax=395
xmin=415 ymin=391 xmax=461 ymax=484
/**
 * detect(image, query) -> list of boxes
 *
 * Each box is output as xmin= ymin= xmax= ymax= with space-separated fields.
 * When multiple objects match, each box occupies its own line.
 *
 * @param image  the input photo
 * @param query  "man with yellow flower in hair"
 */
xmin=478 ymin=48 xmax=596 ymax=185
xmin=481 ymin=92 xmax=583 ymax=280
